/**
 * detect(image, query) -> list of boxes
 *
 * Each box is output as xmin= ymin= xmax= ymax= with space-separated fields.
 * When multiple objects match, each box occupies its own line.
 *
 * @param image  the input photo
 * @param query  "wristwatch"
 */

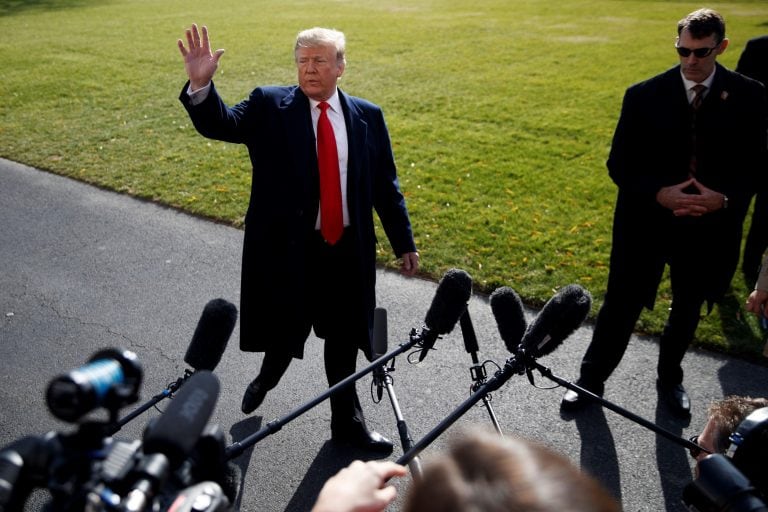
xmin=722 ymin=194 xmax=729 ymax=209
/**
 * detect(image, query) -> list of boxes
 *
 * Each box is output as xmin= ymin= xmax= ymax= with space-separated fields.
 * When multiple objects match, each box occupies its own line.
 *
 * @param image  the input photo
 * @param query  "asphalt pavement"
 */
xmin=1 ymin=157 xmax=766 ymax=511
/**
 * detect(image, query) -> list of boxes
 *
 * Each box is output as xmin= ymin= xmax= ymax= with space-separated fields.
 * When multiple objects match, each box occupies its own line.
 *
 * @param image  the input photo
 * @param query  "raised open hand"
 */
xmin=177 ymin=24 xmax=225 ymax=90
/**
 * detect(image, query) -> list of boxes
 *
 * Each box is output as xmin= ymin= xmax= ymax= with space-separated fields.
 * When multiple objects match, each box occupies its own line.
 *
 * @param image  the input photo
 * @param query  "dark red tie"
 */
xmin=317 ymin=101 xmax=343 ymax=245
xmin=689 ymin=84 xmax=707 ymax=175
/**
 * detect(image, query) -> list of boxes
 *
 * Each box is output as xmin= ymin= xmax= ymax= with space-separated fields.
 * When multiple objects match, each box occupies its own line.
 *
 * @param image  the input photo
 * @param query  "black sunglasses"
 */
xmin=675 ymin=43 xmax=719 ymax=58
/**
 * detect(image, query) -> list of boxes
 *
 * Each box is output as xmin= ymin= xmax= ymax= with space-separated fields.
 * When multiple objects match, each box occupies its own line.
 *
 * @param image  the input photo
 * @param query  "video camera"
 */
xmin=683 ymin=407 xmax=768 ymax=512
xmin=0 ymin=348 xmax=234 ymax=512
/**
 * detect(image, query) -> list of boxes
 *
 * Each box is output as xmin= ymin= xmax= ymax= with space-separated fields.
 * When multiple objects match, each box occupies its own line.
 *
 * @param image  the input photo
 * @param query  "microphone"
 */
xmin=516 ymin=284 xmax=592 ymax=359
xmin=183 ymin=298 xmax=238 ymax=372
xmin=121 ymin=371 xmax=219 ymax=512
xmin=459 ymin=310 xmax=479 ymax=355
xmin=489 ymin=286 xmax=527 ymax=353
xmin=418 ymin=268 xmax=473 ymax=361
xmin=143 ymin=370 xmax=220 ymax=470
xmin=45 ymin=348 xmax=143 ymax=423
xmin=372 ymin=308 xmax=388 ymax=401
xmin=372 ymin=307 xmax=388 ymax=360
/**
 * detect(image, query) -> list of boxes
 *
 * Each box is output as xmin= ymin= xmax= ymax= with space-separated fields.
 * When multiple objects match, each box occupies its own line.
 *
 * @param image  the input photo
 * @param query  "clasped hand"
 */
xmin=655 ymin=178 xmax=724 ymax=217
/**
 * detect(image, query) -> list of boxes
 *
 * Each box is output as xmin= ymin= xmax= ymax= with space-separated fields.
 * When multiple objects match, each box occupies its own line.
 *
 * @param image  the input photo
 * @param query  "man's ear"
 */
xmin=717 ymin=37 xmax=729 ymax=55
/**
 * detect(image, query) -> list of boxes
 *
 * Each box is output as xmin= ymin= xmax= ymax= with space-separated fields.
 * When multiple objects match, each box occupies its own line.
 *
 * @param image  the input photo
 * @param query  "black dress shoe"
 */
xmin=560 ymin=379 xmax=604 ymax=412
xmin=332 ymin=428 xmax=394 ymax=455
xmin=241 ymin=378 xmax=268 ymax=414
xmin=657 ymin=380 xmax=691 ymax=417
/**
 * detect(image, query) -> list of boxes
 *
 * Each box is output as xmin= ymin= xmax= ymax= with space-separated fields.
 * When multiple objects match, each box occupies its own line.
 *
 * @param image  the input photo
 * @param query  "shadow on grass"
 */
xmin=0 ymin=0 xmax=106 ymax=16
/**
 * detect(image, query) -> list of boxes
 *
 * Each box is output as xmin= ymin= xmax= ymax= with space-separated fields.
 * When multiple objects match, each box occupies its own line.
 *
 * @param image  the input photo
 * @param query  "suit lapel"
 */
xmin=339 ymin=89 xmax=367 ymax=218
xmin=282 ymin=87 xmax=320 ymax=223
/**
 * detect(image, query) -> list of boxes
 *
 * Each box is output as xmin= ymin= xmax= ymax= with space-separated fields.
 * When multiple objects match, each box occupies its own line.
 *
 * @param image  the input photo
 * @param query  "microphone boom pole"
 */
xmin=225 ymin=329 xmax=435 ymax=460
xmin=530 ymin=360 xmax=706 ymax=455
xmin=375 ymin=361 xmax=423 ymax=478
xmin=397 ymin=354 xmax=525 ymax=467
xmin=460 ymin=311 xmax=503 ymax=435
xmin=109 ymin=372 xmax=192 ymax=434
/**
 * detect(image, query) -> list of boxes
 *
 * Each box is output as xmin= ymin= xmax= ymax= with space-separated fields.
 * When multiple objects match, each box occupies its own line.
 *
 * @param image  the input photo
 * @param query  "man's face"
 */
xmin=677 ymin=29 xmax=727 ymax=83
xmin=296 ymin=44 xmax=344 ymax=102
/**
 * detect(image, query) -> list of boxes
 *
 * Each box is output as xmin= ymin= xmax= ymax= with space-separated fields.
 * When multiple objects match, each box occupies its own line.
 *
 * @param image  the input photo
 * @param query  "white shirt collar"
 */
xmin=309 ymin=89 xmax=342 ymax=114
xmin=680 ymin=67 xmax=716 ymax=92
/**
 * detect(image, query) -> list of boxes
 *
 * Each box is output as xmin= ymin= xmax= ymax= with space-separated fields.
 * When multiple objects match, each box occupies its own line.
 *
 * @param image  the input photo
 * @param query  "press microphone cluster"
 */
xmin=0 ymin=352 xmax=234 ymax=512
xmin=500 ymin=286 xmax=714 ymax=464
xmin=398 ymin=284 xmax=591 ymax=466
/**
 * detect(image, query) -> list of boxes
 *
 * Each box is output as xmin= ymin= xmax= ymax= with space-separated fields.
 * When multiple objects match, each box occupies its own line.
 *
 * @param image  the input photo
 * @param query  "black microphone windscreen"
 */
xmin=520 ymin=284 xmax=592 ymax=358
xmin=184 ymin=298 xmax=238 ymax=372
xmin=143 ymin=370 xmax=220 ymax=469
xmin=489 ymin=286 xmax=527 ymax=353
xmin=424 ymin=268 xmax=472 ymax=335
xmin=372 ymin=307 xmax=388 ymax=359
xmin=221 ymin=462 xmax=242 ymax=504
xmin=459 ymin=310 xmax=479 ymax=354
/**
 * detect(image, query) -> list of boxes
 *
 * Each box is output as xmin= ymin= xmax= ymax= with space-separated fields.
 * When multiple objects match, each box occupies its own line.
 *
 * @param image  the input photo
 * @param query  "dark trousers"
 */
xmin=256 ymin=228 xmax=368 ymax=434
xmin=743 ymin=191 xmax=768 ymax=284
xmin=579 ymin=265 xmax=705 ymax=387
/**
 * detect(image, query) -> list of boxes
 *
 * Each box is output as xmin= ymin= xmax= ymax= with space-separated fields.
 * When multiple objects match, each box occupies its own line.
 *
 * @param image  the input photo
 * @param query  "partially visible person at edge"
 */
xmin=561 ymin=8 xmax=767 ymax=418
xmin=177 ymin=24 xmax=419 ymax=455
xmin=311 ymin=430 xmax=620 ymax=512
xmin=745 ymin=252 xmax=768 ymax=320
xmin=736 ymin=35 xmax=768 ymax=287
xmin=688 ymin=395 xmax=768 ymax=478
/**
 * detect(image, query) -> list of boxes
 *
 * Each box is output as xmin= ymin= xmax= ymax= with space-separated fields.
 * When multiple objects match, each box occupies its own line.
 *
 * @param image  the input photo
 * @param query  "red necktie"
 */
xmin=317 ymin=101 xmax=343 ymax=245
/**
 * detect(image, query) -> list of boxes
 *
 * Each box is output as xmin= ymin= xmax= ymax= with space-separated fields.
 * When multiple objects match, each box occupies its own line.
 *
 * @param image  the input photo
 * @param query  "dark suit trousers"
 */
xmin=255 ymin=228 xmax=369 ymax=433
xmin=743 ymin=191 xmax=768 ymax=284
xmin=311 ymin=228 xmax=368 ymax=434
xmin=579 ymin=264 xmax=705 ymax=387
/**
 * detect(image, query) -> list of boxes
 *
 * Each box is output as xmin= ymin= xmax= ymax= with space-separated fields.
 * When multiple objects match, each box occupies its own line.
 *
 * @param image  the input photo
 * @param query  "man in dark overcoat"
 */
xmin=562 ymin=9 xmax=767 ymax=417
xmin=177 ymin=24 xmax=419 ymax=454
xmin=736 ymin=35 xmax=768 ymax=286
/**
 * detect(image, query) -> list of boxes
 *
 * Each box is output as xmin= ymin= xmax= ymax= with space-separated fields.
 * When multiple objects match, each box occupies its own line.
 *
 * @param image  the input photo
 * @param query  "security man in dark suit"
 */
xmin=561 ymin=9 xmax=767 ymax=417
xmin=178 ymin=24 xmax=419 ymax=454
xmin=736 ymin=35 xmax=768 ymax=286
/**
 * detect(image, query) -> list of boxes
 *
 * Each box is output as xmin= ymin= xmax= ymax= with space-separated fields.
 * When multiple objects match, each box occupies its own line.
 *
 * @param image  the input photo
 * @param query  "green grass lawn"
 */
xmin=2 ymin=0 xmax=767 ymax=360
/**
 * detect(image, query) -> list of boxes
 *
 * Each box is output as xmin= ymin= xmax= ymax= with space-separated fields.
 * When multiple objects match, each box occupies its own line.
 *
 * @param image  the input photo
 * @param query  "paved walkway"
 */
xmin=1 ymin=158 xmax=766 ymax=511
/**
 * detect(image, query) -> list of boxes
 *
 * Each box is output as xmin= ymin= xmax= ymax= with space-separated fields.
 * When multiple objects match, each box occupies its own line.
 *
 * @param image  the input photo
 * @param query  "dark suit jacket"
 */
xmin=737 ymin=35 xmax=768 ymax=90
xmin=180 ymin=83 xmax=416 ymax=358
xmin=605 ymin=63 xmax=767 ymax=308
xmin=737 ymin=35 xmax=768 ymax=196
